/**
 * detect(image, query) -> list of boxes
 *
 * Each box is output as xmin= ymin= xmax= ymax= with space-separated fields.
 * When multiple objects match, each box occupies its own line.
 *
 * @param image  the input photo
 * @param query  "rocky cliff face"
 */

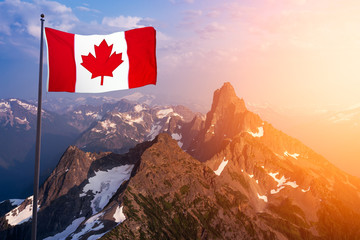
xmin=189 ymin=82 xmax=263 ymax=161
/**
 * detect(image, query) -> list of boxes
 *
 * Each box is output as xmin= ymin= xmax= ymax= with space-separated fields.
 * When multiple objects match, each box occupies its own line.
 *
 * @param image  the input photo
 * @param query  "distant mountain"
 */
xmin=63 ymin=99 xmax=136 ymax=132
xmin=0 ymin=97 xmax=202 ymax=201
xmin=32 ymin=96 xmax=126 ymax=114
xmin=74 ymin=101 xmax=201 ymax=154
xmin=1 ymin=83 xmax=359 ymax=239
xmin=36 ymin=91 xmax=208 ymax=116
xmin=0 ymin=98 xmax=80 ymax=200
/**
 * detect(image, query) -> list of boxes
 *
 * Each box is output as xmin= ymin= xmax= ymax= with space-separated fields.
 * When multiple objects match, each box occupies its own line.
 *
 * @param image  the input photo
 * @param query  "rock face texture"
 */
xmin=189 ymin=82 xmax=262 ymax=161
xmin=1 ymin=82 xmax=360 ymax=240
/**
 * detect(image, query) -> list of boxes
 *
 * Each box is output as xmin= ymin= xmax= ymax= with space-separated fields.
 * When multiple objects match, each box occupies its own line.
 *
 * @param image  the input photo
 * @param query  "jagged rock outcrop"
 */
xmin=189 ymin=82 xmax=263 ymax=161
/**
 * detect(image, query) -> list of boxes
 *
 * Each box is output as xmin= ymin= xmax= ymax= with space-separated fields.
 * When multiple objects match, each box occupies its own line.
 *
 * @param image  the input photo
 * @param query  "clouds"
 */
xmin=0 ymin=0 xmax=159 ymax=58
xmin=0 ymin=0 xmax=78 ymax=38
xmin=183 ymin=9 xmax=203 ymax=17
xmin=195 ymin=22 xmax=225 ymax=39
xmin=76 ymin=6 xmax=101 ymax=13
xmin=0 ymin=0 xmax=158 ymax=40
xmin=102 ymin=16 xmax=146 ymax=30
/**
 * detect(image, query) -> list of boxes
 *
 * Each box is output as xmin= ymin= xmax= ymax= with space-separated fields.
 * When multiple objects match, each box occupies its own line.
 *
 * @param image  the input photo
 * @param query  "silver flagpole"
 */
xmin=31 ymin=13 xmax=45 ymax=240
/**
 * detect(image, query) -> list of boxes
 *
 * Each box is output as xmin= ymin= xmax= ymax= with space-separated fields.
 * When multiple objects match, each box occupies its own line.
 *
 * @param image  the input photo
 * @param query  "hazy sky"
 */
xmin=1 ymin=0 xmax=360 ymax=110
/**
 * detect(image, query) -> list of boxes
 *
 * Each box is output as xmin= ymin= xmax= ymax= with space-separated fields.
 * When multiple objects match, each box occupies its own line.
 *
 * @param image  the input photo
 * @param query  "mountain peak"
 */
xmin=206 ymin=82 xmax=248 ymax=128
xmin=190 ymin=82 xmax=263 ymax=161
xmin=219 ymin=82 xmax=236 ymax=95
xmin=210 ymin=82 xmax=246 ymax=117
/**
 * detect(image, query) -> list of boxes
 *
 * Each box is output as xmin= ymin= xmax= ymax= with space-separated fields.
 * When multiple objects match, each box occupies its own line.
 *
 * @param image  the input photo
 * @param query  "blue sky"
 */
xmin=1 ymin=0 xmax=360 ymax=112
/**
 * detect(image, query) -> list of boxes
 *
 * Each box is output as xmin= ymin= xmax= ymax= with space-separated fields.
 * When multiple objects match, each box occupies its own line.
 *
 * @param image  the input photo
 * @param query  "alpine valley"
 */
xmin=0 ymin=83 xmax=360 ymax=239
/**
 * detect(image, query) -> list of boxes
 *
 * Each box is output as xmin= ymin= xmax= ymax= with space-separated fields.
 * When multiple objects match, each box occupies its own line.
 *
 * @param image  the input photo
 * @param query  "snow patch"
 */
xmin=113 ymin=205 xmax=126 ymax=223
xmin=270 ymin=186 xmax=285 ymax=194
xmin=268 ymin=172 xmax=287 ymax=187
xmin=248 ymin=174 xmax=254 ymax=178
xmin=301 ymin=187 xmax=311 ymax=193
xmin=257 ymin=193 xmax=268 ymax=203
xmin=157 ymin=108 xmax=173 ymax=118
xmin=284 ymin=181 xmax=299 ymax=188
xmin=16 ymin=100 xmax=38 ymax=114
xmin=9 ymin=199 xmax=24 ymax=206
xmin=100 ymin=119 xmax=116 ymax=130
xmin=5 ymin=196 xmax=39 ymax=226
xmin=0 ymin=101 xmax=10 ymax=109
xmin=128 ymin=116 xmax=144 ymax=126
xmin=148 ymin=123 xmax=162 ymax=140
xmin=134 ymin=105 xmax=143 ymax=112
xmin=214 ymin=157 xmax=229 ymax=176
xmin=70 ymin=212 xmax=105 ymax=240
xmin=269 ymin=172 xmax=299 ymax=193
xmin=91 ymin=128 xmax=102 ymax=133
xmin=86 ymin=111 xmax=102 ymax=119
xmin=284 ymin=151 xmax=300 ymax=159
xmin=44 ymin=217 xmax=85 ymax=240
xmin=171 ymin=133 xmax=184 ymax=148
xmin=171 ymin=133 xmax=182 ymax=141
xmin=74 ymin=110 xmax=82 ymax=114
xmin=80 ymin=165 xmax=134 ymax=214
xmin=15 ymin=117 xmax=29 ymax=125
xmin=247 ymin=127 xmax=264 ymax=138
xmin=87 ymin=233 xmax=106 ymax=240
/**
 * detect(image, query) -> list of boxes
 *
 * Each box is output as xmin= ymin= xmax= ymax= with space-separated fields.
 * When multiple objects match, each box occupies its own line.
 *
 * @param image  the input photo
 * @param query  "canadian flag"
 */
xmin=44 ymin=27 xmax=156 ymax=93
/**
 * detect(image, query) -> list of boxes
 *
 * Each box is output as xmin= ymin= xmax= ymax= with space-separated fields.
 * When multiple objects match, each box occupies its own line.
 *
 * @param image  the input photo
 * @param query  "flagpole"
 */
xmin=31 ymin=13 xmax=45 ymax=240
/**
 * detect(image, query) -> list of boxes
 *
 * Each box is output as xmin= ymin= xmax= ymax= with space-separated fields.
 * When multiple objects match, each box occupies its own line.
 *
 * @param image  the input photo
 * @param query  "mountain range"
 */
xmin=0 ymin=83 xmax=359 ymax=239
xmin=0 ymin=97 xmax=201 ymax=201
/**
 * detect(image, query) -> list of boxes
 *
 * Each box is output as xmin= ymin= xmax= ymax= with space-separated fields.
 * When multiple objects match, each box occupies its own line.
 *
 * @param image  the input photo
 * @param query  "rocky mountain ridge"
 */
xmin=0 ymin=83 xmax=359 ymax=239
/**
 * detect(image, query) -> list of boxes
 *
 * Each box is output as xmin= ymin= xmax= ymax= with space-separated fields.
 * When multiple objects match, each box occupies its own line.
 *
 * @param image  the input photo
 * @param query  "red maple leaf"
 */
xmin=81 ymin=39 xmax=123 ymax=86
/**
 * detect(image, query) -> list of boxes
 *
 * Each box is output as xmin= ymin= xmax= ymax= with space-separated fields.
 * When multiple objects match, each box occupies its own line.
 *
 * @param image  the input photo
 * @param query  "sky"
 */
xmin=0 ymin=0 xmax=360 ymax=175
xmin=1 ymin=0 xmax=360 ymax=111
